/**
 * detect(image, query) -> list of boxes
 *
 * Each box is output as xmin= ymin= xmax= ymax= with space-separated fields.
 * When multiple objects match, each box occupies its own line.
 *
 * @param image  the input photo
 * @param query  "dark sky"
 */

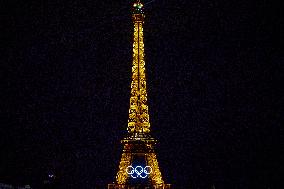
xmin=1 ymin=0 xmax=283 ymax=188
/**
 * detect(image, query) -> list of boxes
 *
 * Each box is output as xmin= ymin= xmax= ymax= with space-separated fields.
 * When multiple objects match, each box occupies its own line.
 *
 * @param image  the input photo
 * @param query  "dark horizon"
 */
xmin=2 ymin=0 xmax=283 ymax=188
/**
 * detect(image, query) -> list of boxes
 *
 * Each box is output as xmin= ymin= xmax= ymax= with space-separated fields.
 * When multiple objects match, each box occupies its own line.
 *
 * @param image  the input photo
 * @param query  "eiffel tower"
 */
xmin=108 ymin=1 xmax=171 ymax=189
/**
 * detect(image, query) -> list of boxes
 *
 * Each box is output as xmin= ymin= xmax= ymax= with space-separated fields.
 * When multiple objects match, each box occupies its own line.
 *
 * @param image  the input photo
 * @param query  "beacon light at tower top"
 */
xmin=133 ymin=0 xmax=144 ymax=14
xmin=133 ymin=2 xmax=143 ymax=8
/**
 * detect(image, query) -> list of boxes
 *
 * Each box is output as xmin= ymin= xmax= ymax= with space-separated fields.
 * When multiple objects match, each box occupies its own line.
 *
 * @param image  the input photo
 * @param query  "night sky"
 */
xmin=1 ymin=0 xmax=283 ymax=188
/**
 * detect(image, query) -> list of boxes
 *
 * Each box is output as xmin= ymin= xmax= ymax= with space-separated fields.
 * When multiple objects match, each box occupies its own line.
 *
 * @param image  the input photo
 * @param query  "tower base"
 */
xmin=108 ymin=184 xmax=171 ymax=189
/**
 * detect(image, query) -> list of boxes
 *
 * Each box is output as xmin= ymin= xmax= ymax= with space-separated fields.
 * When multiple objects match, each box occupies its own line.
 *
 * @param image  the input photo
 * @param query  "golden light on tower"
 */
xmin=128 ymin=10 xmax=150 ymax=134
xmin=108 ymin=1 xmax=171 ymax=188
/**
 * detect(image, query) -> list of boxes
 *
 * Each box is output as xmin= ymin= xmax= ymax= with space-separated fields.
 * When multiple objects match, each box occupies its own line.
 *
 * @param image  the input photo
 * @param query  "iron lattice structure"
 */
xmin=109 ymin=1 xmax=171 ymax=189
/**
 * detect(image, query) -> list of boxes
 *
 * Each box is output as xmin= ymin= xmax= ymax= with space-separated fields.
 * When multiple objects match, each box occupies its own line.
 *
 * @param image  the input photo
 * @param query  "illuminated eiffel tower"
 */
xmin=108 ymin=1 xmax=171 ymax=189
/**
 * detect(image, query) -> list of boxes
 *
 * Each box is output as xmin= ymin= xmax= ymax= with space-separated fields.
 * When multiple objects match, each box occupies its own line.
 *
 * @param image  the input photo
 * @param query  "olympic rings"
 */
xmin=126 ymin=166 xmax=152 ymax=178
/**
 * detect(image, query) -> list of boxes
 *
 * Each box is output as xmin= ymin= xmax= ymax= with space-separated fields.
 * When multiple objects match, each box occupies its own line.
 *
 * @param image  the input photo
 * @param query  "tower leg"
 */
xmin=116 ymin=146 xmax=132 ymax=185
xmin=146 ymin=153 xmax=164 ymax=185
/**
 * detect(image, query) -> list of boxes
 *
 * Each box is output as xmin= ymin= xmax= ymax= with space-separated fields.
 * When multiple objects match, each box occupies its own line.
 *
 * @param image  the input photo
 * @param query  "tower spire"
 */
xmin=128 ymin=0 xmax=150 ymax=134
